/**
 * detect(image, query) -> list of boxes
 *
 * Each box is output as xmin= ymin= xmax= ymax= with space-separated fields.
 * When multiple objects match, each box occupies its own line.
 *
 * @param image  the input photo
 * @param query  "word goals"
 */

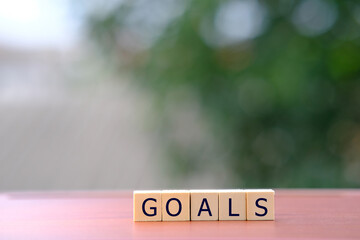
xmin=133 ymin=189 xmax=274 ymax=221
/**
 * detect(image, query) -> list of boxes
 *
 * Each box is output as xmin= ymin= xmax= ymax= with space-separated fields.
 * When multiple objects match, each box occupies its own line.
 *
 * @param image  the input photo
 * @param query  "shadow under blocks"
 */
xmin=133 ymin=189 xmax=275 ymax=221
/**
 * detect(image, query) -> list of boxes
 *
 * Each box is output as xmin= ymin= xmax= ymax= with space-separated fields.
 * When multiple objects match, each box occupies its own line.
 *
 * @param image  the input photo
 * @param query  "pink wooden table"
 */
xmin=1 ymin=190 xmax=359 ymax=239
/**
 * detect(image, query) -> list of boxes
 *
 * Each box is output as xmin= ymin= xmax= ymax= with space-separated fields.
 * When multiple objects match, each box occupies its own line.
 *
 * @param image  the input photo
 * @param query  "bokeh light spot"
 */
xmin=292 ymin=0 xmax=337 ymax=37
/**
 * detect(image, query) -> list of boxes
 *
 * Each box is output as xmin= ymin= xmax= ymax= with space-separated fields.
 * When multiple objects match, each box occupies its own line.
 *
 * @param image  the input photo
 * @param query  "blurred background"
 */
xmin=0 ymin=0 xmax=360 ymax=191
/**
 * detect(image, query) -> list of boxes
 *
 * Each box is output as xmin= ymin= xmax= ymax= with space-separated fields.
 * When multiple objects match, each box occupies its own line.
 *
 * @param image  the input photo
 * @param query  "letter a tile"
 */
xmin=190 ymin=190 xmax=218 ymax=221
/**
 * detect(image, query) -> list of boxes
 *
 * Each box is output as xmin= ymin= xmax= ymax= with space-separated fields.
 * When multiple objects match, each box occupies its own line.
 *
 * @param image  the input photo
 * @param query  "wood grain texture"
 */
xmin=1 ymin=190 xmax=360 ymax=239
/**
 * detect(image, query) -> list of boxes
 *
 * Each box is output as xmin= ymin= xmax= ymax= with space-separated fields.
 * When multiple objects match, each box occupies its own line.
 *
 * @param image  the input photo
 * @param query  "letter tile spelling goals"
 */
xmin=133 ymin=189 xmax=275 ymax=222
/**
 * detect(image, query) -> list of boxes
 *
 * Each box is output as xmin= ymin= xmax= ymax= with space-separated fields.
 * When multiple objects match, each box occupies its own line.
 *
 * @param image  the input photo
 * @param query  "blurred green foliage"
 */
xmin=84 ymin=0 xmax=360 ymax=187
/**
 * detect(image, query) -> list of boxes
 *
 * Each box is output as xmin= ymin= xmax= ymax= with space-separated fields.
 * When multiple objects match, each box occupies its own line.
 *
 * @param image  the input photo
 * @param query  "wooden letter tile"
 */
xmin=190 ymin=190 xmax=219 ymax=221
xmin=162 ymin=190 xmax=190 ymax=221
xmin=219 ymin=189 xmax=246 ymax=220
xmin=246 ymin=189 xmax=275 ymax=220
xmin=133 ymin=190 xmax=162 ymax=221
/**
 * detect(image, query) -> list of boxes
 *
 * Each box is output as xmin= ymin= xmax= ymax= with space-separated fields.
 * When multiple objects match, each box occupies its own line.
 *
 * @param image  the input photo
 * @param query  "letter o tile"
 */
xmin=162 ymin=190 xmax=190 ymax=221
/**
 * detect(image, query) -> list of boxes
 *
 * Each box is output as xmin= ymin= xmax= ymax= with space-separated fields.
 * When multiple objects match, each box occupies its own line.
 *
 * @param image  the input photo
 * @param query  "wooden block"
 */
xmin=190 ymin=190 xmax=219 ymax=221
xmin=133 ymin=190 xmax=162 ymax=221
xmin=162 ymin=190 xmax=190 ymax=221
xmin=219 ymin=189 xmax=246 ymax=221
xmin=246 ymin=189 xmax=275 ymax=220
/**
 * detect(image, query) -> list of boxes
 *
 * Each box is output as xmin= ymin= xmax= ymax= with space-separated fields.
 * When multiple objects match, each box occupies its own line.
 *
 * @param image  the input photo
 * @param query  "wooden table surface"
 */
xmin=1 ymin=190 xmax=359 ymax=239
